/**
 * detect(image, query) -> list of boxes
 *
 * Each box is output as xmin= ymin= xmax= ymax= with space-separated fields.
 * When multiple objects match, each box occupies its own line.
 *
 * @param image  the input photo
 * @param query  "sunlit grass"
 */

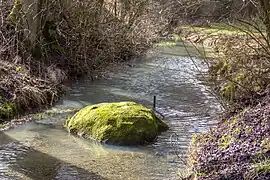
xmin=155 ymin=34 xmax=182 ymax=47
xmin=155 ymin=41 xmax=177 ymax=47
xmin=182 ymin=25 xmax=247 ymax=35
xmin=253 ymin=157 xmax=270 ymax=174
xmin=171 ymin=34 xmax=181 ymax=41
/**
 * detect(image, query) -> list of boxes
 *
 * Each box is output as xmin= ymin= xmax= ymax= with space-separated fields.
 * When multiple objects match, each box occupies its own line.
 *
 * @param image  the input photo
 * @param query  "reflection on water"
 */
xmin=0 ymin=44 xmax=220 ymax=179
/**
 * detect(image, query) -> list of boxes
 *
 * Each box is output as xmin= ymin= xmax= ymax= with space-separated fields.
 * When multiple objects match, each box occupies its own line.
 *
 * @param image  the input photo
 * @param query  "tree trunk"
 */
xmin=10 ymin=0 xmax=71 ymax=46
xmin=259 ymin=0 xmax=270 ymax=41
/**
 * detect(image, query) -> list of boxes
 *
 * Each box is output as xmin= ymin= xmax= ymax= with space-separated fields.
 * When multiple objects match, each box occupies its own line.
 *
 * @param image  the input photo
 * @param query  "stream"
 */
xmin=0 ymin=43 xmax=221 ymax=180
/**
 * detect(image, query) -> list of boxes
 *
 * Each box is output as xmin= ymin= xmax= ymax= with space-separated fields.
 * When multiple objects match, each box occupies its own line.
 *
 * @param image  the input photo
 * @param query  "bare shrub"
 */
xmin=0 ymin=0 xmax=163 ymax=118
xmin=4 ymin=0 xmax=161 ymax=76
xmin=59 ymin=0 xmax=160 ymax=74
xmin=205 ymin=19 xmax=270 ymax=109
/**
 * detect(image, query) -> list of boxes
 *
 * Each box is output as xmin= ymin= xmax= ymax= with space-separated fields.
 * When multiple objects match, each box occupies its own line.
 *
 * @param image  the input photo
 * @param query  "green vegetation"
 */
xmin=8 ymin=0 xmax=22 ymax=23
xmin=182 ymin=25 xmax=246 ymax=36
xmin=155 ymin=41 xmax=177 ymax=47
xmin=183 ymin=5 xmax=270 ymax=177
xmin=0 ymin=0 xmax=270 ymax=178
xmin=1 ymin=0 xmax=162 ymax=123
xmin=253 ymin=157 xmax=270 ymax=174
xmin=219 ymin=134 xmax=232 ymax=150
xmin=155 ymin=34 xmax=182 ymax=47
xmin=66 ymin=102 xmax=168 ymax=145
xmin=0 ymin=123 xmax=6 ymax=129
xmin=182 ymin=22 xmax=269 ymax=105
xmin=0 ymin=103 xmax=17 ymax=120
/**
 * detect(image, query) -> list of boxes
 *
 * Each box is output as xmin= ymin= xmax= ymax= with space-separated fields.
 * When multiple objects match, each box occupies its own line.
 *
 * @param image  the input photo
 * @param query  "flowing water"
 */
xmin=0 ymin=43 xmax=221 ymax=180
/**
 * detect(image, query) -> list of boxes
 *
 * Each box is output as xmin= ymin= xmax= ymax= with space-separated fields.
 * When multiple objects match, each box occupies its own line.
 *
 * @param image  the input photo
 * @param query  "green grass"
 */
xmin=155 ymin=41 xmax=177 ymax=47
xmin=0 ymin=102 xmax=17 ymax=119
xmin=181 ymin=21 xmax=267 ymax=37
xmin=182 ymin=25 xmax=246 ymax=36
xmin=253 ymin=157 xmax=270 ymax=174
xmin=181 ymin=21 xmax=259 ymax=35
xmin=155 ymin=34 xmax=182 ymax=47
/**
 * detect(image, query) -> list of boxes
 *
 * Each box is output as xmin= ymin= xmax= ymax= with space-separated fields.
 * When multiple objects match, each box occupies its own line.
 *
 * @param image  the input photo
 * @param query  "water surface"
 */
xmin=0 ymin=43 xmax=221 ymax=180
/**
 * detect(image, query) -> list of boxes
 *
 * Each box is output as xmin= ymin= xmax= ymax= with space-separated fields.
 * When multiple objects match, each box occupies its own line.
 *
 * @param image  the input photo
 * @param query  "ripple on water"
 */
xmin=0 ymin=138 xmax=31 ymax=179
xmin=0 ymin=48 xmax=220 ymax=179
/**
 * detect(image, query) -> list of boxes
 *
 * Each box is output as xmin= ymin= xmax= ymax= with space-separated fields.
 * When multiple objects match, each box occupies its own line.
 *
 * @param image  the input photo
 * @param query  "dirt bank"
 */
xmin=181 ymin=26 xmax=270 ymax=179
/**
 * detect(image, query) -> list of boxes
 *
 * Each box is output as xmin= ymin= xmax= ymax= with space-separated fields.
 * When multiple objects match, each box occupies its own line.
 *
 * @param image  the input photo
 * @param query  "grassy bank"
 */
xmin=181 ymin=25 xmax=270 ymax=179
xmin=0 ymin=61 xmax=63 ymax=120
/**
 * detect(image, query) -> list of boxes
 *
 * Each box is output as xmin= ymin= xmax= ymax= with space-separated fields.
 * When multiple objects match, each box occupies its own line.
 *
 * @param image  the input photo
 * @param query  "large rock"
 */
xmin=65 ymin=102 xmax=168 ymax=145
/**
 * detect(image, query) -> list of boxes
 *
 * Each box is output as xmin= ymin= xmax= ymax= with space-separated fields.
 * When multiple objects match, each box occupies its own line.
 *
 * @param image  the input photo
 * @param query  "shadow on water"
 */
xmin=0 ymin=132 xmax=107 ymax=180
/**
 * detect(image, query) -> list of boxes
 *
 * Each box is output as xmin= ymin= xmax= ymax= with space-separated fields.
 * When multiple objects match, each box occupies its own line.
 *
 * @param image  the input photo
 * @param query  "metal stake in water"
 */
xmin=153 ymin=95 xmax=156 ymax=111
xmin=153 ymin=95 xmax=165 ymax=119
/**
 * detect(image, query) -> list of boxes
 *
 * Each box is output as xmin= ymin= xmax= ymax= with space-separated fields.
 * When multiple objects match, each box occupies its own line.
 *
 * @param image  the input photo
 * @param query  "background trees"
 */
xmin=6 ymin=0 xmax=270 ymax=73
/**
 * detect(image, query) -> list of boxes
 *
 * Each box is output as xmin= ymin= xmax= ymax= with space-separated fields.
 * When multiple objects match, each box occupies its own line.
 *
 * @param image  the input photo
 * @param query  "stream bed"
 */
xmin=0 ymin=43 xmax=221 ymax=180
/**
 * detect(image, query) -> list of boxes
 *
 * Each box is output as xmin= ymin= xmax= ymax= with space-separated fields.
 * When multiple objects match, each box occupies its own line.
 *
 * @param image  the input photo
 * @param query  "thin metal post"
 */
xmin=153 ymin=95 xmax=156 ymax=110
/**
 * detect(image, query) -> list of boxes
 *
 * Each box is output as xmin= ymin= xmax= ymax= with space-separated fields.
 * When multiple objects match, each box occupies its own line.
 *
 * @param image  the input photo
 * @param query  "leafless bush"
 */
xmin=0 ymin=0 xmax=163 ymax=118
xmin=0 ymin=0 xmax=163 ymax=75
xmin=154 ymin=0 xmax=257 ymax=32
xmin=204 ymin=20 xmax=270 ymax=109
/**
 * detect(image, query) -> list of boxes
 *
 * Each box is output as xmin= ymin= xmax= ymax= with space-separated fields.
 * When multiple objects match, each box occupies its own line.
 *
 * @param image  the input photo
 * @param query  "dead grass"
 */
xmin=0 ymin=0 xmax=161 ymax=121
xmin=0 ymin=60 xmax=62 ymax=120
xmin=180 ymin=24 xmax=270 ymax=110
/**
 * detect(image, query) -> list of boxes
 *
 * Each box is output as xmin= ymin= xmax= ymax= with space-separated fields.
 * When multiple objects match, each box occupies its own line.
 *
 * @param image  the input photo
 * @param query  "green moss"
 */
xmin=0 ymin=124 xmax=5 ymax=129
xmin=66 ymin=102 xmax=168 ymax=145
xmin=0 ymin=102 xmax=17 ymax=119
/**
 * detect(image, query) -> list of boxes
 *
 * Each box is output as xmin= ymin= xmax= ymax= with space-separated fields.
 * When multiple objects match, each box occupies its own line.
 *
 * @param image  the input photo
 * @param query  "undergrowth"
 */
xmin=182 ymin=18 xmax=270 ymax=180
xmin=0 ymin=0 xmax=161 ymax=121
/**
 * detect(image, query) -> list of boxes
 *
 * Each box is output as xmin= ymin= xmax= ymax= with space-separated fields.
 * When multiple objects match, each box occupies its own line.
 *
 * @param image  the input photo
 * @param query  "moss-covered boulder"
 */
xmin=65 ymin=102 xmax=168 ymax=145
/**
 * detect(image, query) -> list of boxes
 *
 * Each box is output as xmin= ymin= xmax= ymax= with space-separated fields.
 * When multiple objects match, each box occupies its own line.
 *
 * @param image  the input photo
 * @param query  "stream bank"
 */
xmin=179 ymin=25 xmax=270 ymax=179
xmin=0 ymin=58 xmax=135 ymax=130
xmin=0 ymin=0 xmax=152 ymax=126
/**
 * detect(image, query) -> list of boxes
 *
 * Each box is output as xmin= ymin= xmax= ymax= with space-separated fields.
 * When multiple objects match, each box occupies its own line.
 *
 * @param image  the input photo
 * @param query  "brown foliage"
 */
xmin=0 ymin=0 xmax=161 ymax=119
